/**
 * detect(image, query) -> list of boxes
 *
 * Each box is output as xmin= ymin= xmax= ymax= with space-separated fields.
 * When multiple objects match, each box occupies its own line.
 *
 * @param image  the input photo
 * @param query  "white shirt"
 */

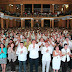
xmin=16 ymin=46 xmax=28 ymax=61
xmin=28 ymin=44 xmax=39 ymax=59
xmin=41 ymin=46 xmax=52 ymax=61
xmin=63 ymin=40 xmax=72 ymax=48
xmin=31 ymin=34 xmax=35 ymax=40
xmin=48 ymin=41 xmax=55 ymax=54
xmin=15 ymin=41 xmax=20 ymax=47
xmin=38 ymin=42 xmax=45 ymax=51
xmin=61 ymin=48 xmax=71 ymax=62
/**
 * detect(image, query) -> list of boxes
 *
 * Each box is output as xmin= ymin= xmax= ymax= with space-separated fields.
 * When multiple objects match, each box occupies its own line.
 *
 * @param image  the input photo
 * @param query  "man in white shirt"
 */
xmin=61 ymin=43 xmax=71 ymax=72
xmin=41 ymin=42 xmax=52 ymax=72
xmin=38 ymin=37 xmax=45 ymax=66
xmin=63 ymin=37 xmax=72 ymax=48
xmin=16 ymin=42 xmax=28 ymax=72
xmin=28 ymin=39 xmax=39 ymax=72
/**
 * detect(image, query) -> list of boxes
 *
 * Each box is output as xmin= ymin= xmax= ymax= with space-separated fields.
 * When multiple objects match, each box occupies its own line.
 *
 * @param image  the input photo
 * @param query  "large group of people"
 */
xmin=0 ymin=27 xmax=72 ymax=72
xmin=0 ymin=7 xmax=72 ymax=17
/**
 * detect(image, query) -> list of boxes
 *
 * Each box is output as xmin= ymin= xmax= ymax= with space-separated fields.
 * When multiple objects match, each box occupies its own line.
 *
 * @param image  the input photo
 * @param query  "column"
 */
xmin=9 ymin=4 xmax=11 ymax=12
xmin=23 ymin=4 xmax=25 ymax=12
xmin=52 ymin=19 xmax=54 ymax=28
xmin=9 ymin=19 xmax=13 ymax=28
xmin=32 ymin=4 xmax=34 ymax=13
xmin=50 ymin=19 xmax=52 ymax=28
xmin=13 ymin=4 xmax=16 ymax=12
xmin=70 ymin=20 xmax=72 ymax=28
xmin=14 ymin=19 xmax=16 ymax=27
xmin=6 ymin=4 xmax=9 ymax=11
xmin=64 ymin=4 xmax=66 ymax=14
xmin=52 ymin=4 xmax=54 ymax=13
xmin=59 ymin=4 xmax=62 ymax=11
xmin=1 ymin=18 xmax=4 ymax=29
xmin=58 ymin=19 xmax=66 ymax=28
xmin=21 ymin=4 xmax=23 ymax=16
xmin=41 ymin=4 xmax=43 ymax=13
xmin=31 ymin=19 xmax=34 ymax=27
xmin=6 ymin=19 xmax=9 ymax=29
xmin=58 ymin=19 xmax=62 ymax=28
xmin=21 ymin=18 xmax=24 ymax=28
xmin=23 ymin=19 xmax=25 ymax=27
xmin=67 ymin=19 xmax=69 ymax=28
xmin=50 ymin=4 xmax=52 ymax=12
xmin=18 ymin=21 xmax=20 ymax=27
xmin=41 ymin=19 xmax=44 ymax=27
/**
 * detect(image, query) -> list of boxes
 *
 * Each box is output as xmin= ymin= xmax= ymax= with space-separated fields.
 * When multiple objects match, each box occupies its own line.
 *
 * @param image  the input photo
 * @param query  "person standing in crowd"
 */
xmin=63 ymin=37 xmax=72 ymax=48
xmin=24 ymin=38 xmax=31 ymax=50
xmin=55 ymin=37 xmax=63 ymax=50
xmin=52 ymin=46 xmax=62 ymax=72
xmin=16 ymin=42 xmax=28 ymax=72
xmin=7 ymin=39 xmax=13 ymax=48
xmin=2 ymin=39 xmax=8 ymax=48
xmin=61 ymin=43 xmax=71 ymax=72
xmin=41 ymin=42 xmax=52 ymax=72
xmin=24 ymin=38 xmax=31 ymax=64
xmin=8 ymin=42 xmax=17 ymax=72
xmin=0 ymin=43 xmax=7 ymax=72
xmin=28 ymin=39 xmax=39 ymax=72
xmin=38 ymin=37 xmax=45 ymax=65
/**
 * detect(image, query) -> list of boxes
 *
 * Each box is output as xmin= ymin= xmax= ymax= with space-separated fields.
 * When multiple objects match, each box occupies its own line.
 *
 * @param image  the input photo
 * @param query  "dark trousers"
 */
xmin=39 ymin=51 xmax=42 ymax=65
xmin=62 ymin=61 xmax=68 ymax=72
xmin=19 ymin=61 xmax=26 ymax=72
xmin=30 ymin=58 xmax=38 ymax=72
xmin=10 ymin=60 xmax=16 ymax=71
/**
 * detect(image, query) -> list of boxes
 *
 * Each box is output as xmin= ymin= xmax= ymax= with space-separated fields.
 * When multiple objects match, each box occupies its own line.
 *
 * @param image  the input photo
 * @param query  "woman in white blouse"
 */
xmin=8 ymin=42 xmax=17 ymax=72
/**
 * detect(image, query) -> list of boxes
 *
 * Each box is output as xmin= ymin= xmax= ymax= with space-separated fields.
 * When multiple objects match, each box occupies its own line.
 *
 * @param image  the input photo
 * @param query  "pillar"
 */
xmin=23 ymin=20 xmax=25 ymax=27
xmin=67 ymin=19 xmax=69 ymax=28
xmin=41 ymin=19 xmax=44 ymax=27
xmin=52 ymin=4 xmax=54 ymax=13
xmin=23 ymin=4 xmax=25 ymax=12
xmin=9 ymin=19 xmax=13 ymax=28
xmin=58 ymin=19 xmax=62 ymax=28
xmin=59 ymin=4 xmax=62 ymax=11
xmin=52 ymin=19 xmax=54 ymax=28
xmin=18 ymin=21 xmax=20 ymax=27
xmin=50 ymin=19 xmax=52 ymax=28
xmin=6 ymin=19 xmax=8 ymax=28
xmin=41 ymin=4 xmax=43 ymax=13
xmin=31 ymin=19 xmax=34 ymax=27
xmin=21 ymin=4 xmax=23 ymax=16
xmin=9 ymin=4 xmax=11 ymax=12
xmin=58 ymin=19 xmax=66 ymax=28
xmin=70 ymin=20 xmax=72 ymax=28
xmin=64 ymin=4 xmax=66 ymax=13
xmin=50 ymin=4 xmax=52 ymax=12
xmin=32 ymin=4 xmax=34 ymax=13
xmin=1 ymin=18 xmax=4 ymax=29
xmin=6 ymin=4 xmax=9 ymax=11
xmin=21 ymin=19 xmax=24 ymax=28
xmin=14 ymin=19 xmax=16 ymax=27
xmin=13 ymin=4 xmax=16 ymax=12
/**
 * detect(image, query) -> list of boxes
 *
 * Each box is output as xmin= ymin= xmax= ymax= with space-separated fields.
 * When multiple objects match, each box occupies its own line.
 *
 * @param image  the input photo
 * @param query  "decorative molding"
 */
xmin=20 ymin=4 xmax=23 ymax=5
xmin=1 ymin=13 xmax=4 ymax=18
xmin=52 ymin=4 xmax=55 ymax=5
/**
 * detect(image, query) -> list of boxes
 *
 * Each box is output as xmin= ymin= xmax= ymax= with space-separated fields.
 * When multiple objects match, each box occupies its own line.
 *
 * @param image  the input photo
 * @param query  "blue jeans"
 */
xmin=30 ymin=58 xmax=39 ymax=72
xmin=19 ymin=61 xmax=26 ymax=72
